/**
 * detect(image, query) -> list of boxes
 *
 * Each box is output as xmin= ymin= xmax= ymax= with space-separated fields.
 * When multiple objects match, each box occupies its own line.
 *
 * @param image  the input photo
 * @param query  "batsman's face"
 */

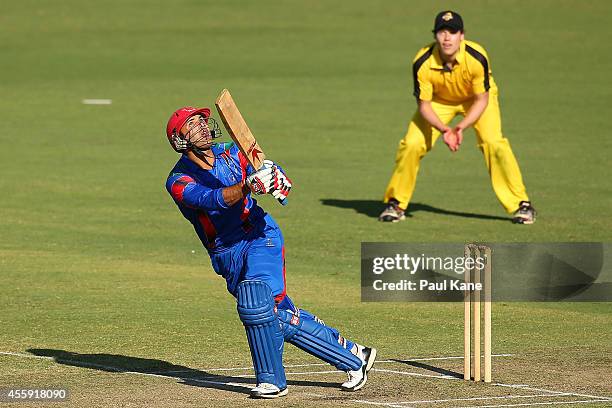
xmin=181 ymin=115 xmax=213 ymax=150
xmin=435 ymin=29 xmax=464 ymax=60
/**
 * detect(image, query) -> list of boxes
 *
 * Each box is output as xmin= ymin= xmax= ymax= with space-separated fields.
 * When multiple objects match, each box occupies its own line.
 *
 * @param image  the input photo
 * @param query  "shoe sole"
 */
xmin=512 ymin=217 xmax=535 ymax=225
xmin=341 ymin=348 xmax=377 ymax=392
xmin=250 ymin=388 xmax=288 ymax=399
xmin=379 ymin=215 xmax=406 ymax=223
xmin=365 ymin=348 xmax=377 ymax=372
xmin=512 ymin=207 xmax=536 ymax=225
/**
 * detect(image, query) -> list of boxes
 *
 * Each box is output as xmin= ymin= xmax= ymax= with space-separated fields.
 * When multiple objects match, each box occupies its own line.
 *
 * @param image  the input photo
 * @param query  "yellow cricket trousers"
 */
xmin=383 ymin=91 xmax=529 ymax=214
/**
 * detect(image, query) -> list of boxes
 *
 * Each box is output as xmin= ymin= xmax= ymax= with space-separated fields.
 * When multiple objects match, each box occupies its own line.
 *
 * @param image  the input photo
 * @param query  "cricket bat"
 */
xmin=215 ymin=88 xmax=287 ymax=205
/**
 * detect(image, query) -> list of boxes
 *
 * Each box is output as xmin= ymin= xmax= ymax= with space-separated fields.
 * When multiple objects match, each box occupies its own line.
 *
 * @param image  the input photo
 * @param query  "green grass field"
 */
xmin=1 ymin=1 xmax=611 ymax=407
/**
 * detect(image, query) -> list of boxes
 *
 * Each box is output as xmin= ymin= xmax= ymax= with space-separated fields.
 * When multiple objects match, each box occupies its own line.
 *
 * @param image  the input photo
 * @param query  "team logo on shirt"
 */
xmin=442 ymin=12 xmax=453 ymax=21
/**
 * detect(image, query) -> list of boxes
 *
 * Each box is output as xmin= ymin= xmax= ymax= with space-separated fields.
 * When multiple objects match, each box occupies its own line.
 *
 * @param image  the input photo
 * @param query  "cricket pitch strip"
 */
xmin=2 ymin=351 xmax=611 ymax=408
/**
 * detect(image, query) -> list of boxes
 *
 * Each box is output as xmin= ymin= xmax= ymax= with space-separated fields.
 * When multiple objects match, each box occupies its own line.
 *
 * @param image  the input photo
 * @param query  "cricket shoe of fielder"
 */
xmin=512 ymin=200 xmax=536 ymax=224
xmin=341 ymin=344 xmax=377 ymax=391
xmin=250 ymin=383 xmax=288 ymax=399
xmin=378 ymin=199 xmax=406 ymax=222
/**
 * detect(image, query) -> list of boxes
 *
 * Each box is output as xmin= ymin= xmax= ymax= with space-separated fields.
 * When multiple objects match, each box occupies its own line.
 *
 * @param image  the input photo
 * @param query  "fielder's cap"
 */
xmin=432 ymin=10 xmax=464 ymax=33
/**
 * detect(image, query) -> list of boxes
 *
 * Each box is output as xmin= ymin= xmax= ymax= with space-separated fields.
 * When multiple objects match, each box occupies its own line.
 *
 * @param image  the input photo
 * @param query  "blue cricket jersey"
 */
xmin=165 ymin=143 xmax=269 ymax=253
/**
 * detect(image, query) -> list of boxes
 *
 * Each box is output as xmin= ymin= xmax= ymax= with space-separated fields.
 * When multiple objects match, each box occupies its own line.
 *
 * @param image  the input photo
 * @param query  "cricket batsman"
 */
xmin=379 ymin=10 xmax=537 ymax=224
xmin=164 ymin=106 xmax=376 ymax=398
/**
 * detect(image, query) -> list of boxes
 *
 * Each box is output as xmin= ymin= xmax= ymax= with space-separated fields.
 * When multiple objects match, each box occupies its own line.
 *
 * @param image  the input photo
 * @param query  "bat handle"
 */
xmin=277 ymin=197 xmax=288 ymax=206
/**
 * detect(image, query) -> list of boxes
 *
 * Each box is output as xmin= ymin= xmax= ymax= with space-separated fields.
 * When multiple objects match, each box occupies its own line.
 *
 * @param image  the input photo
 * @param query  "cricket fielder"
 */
xmin=164 ymin=106 xmax=376 ymax=398
xmin=379 ymin=10 xmax=536 ymax=224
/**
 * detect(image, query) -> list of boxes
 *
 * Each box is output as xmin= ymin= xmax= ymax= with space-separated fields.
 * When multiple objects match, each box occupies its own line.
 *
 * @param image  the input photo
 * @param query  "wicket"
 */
xmin=464 ymin=244 xmax=492 ymax=383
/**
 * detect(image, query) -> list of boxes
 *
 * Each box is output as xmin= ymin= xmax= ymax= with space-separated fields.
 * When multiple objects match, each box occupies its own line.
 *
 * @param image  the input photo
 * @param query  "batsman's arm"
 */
xmin=167 ymin=173 xmax=245 ymax=210
xmin=222 ymin=183 xmax=251 ymax=206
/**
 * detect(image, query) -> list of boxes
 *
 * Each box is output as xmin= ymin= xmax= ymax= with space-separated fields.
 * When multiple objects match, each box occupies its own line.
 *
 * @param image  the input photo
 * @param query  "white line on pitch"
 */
xmin=0 ymin=352 xmax=142 ymax=373
xmin=351 ymin=370 xmax=612 ymax=403
xmin=287 ymin=370 xmax=341 ymax=375
xmin=381 ymin=354 xmax=514 ymax=364
xmin=154 ymin=354 xmax=514 ymax=374
xmin=353 ymin=393 xmax=579 ymax=406
xmin=372 ymin=368 xmax=458 ymax=380
xmin=150 ymin=367 xmax=339 ymax=374
xmin=352 ymin=400 xmax=404 ymax=407
xmin=111 ymin=369 xmax=251 ymax=389
xmin=355 ymin=398 xmax=612 ymax=408
xmin=1 ymin=352 xmax=253 ymax=390
xmin=0 ymin=351 xmax=336 ymax=386
xmin=134 ymin=370 xmax=337 ymax=380
xmin=0 ymin=351 xmax=252 ymax=387
xmin=188 ymin=378 xmax=251 ymax=389
xmin=301 ymin=392 xmax=326 ymax=398
xmin=353 ymin=400 xmax=412 ymax=408
xmin=0 ymin=350 xmax=512 ymax=377
xmin=496 ymin=383 xmax=612 ymax=401
xmin=0 ymin=351 xmax=55 ymax=360
xmin=455 ymin=400 xmax=612 ymax=408
xmin=161 ymin=366 xmax=254 ymax=373
xmin=82 ymin=99 xmax=112 ymax=105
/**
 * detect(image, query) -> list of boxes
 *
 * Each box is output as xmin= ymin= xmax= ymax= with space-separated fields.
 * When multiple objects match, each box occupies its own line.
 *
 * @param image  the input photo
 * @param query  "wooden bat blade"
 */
xmin=215 ymin=89 xmax=266 ymax=170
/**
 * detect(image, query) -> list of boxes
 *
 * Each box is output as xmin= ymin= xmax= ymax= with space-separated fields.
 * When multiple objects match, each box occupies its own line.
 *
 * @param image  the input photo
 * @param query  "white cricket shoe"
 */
xmin=250 ymin=383 xmax=288 ymax=399
xmin=341 ymin=345 xmax=377 ymax=391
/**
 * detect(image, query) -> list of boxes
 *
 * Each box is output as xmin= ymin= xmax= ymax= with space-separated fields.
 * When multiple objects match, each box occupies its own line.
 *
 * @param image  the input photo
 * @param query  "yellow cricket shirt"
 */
xmin=412 ymin=40 xmax=497 ymax=104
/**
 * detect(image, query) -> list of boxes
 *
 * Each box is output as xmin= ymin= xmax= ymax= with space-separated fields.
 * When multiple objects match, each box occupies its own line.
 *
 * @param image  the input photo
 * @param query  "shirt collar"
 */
xmin=431 ymin=40 xmax=466 ymax=70
xmin=179 ymin=153 xmax=201 ymax=173
xmin=179 ymin=145 xmax=221 ymax=173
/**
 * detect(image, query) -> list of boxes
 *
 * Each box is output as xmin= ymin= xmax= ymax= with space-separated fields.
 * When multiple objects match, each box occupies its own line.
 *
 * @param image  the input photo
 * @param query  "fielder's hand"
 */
xmin=443 ymin=127 xmax=460 ymax=152
xmin=454 ymin=126 xmax=464 ymax=147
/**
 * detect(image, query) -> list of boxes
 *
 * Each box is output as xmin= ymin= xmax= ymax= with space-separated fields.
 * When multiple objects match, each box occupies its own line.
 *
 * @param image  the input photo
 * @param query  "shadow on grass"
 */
xmin=27 ymin=348 xmax=339 ymax=395
xmin=320 ymin=199 xmax=509 ymax=222
xmin=390 ymin=358 xmax=464 ymax=379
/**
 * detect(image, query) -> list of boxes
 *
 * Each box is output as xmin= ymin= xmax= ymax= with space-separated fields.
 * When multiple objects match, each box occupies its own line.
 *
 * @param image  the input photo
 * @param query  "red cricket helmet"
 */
xmin=165 ymin=106 xmax=211 ymax=152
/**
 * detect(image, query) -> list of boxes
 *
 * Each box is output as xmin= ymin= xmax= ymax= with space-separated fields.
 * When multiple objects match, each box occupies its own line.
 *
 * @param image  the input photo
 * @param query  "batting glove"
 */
xmin=246 ymin=166 xmax=275 ymax=195
xmin=269 ymin=166 xmax=292 ymax=204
